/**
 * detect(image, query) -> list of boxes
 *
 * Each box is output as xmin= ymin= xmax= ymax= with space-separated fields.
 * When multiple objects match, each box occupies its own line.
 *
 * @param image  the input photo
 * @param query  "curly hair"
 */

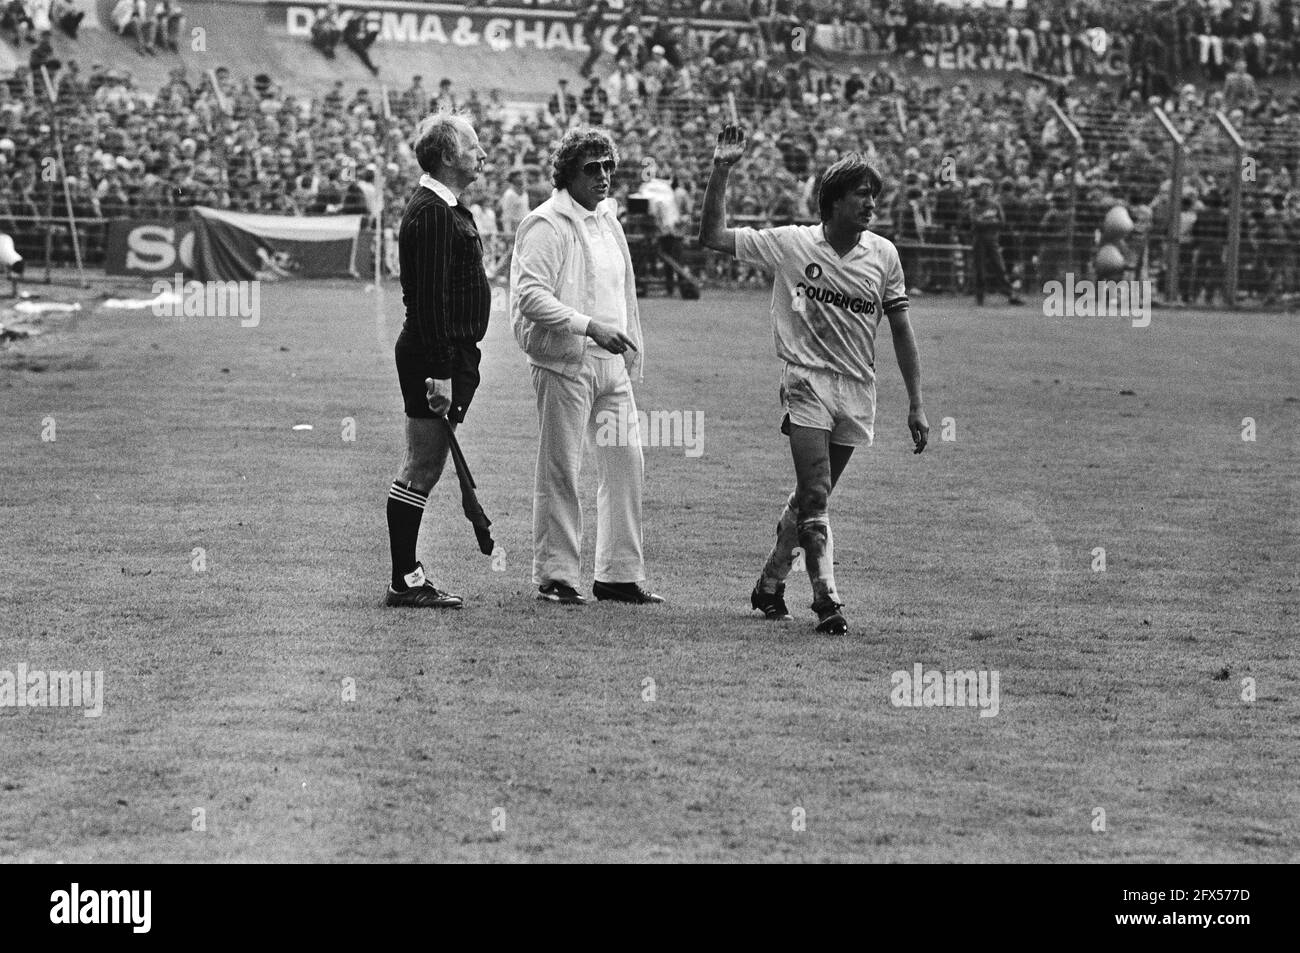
xmin=817 ymin=153 xmax=884 ymax=222
xmin=550 ymin=127 xmax=620 ymax=191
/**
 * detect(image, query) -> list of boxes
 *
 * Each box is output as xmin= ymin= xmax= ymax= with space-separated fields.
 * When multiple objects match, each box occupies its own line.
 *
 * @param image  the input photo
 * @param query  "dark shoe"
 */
xmin=537 ymin=581 xmax=587 ymax=605
xmin=1008 ymin=295 xmax=1025 ymax=305
xmin=593 ymin=580 xmax=664 ymax=604
xmin=751 ymin=580 xmax=792 ymax=621
xmin=812 ymin=600 xmax=848 ymax=635
xmin=384 ymin=563 xmax=462 ymax=608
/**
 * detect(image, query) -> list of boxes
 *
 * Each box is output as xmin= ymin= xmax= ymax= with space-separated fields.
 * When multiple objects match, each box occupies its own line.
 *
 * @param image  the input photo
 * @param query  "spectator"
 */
xmin=615 ymin=24 xmax=648 ymax=68
xmin=967 ymin=179 xmax=1023 ymax=305
xmin=604 ymin=58 xmax=642 ymax=107
xmin=52 ymin=0 xmax=82 ymax=40
xmin=467 ymin=180 xmax=498 ymax=244
xmin=111 ymin=0 xmax=155 ymax=55
xmin=342 ymin=11 xmax=380 ymax=76
xmin=1224 ymin=58 xmax=1256 ymax=106
xmin=581 ymin=74 xmax=609 ymax=125
xmin=641 ymin=45 xmax=675 ymax=110
xmin=868 ymin=65 xmax=898 ymax=96
xmin=310 ymin=3 xmax=342 ymax=59
xmin=2 ymin=0 xmax=36 ymax=44
xmin=56 ymin=59 xmax=86 ymax=99
xmin=434 ymin=78 xmax=456 ymax=112
xmin=578 ymin=0 xmax=610 ymax=78
xmin=649 ymin=16 xmax=686 ymax=69
xmin=29 ymin=31 xmax=60 ymax=78
xmin=1188 ymin=188 xmax=1227 ymax=302
xmin=524 ymin=164 xmax=550 ymax=209
xmin=843 ymin=66 xmax=865 ymax=104
xmin=548 ymin=78 xmax=578 ymax=124
xmin=152 ymin=0 xmax=184 ymax=54
xmin=28 ymin=0 xmax=51 ymax=38
xmin=749 ymin=0 xmax=776 ymax=55
xmin=892 ymin=173 xmax=929 ymax=293
xmin=500 ymin=168 xmax=529 ymax=234
xmin=399 ymin=75 xmax=425 ymax=120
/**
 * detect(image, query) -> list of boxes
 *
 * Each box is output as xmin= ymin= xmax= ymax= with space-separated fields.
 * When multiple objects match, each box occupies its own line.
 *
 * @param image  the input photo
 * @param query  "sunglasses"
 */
xmin=582 ymin=159 xmax=617 ymax=176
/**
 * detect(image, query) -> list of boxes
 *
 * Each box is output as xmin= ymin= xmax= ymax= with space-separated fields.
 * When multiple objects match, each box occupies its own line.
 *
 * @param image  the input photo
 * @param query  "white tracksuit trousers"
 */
xmin=530 ymin=353 xmax=645 ymax=587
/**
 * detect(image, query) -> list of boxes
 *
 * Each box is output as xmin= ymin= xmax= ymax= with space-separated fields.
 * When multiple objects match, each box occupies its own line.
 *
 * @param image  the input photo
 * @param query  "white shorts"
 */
xmin=779 ymin=362 xmax=876 ymax=447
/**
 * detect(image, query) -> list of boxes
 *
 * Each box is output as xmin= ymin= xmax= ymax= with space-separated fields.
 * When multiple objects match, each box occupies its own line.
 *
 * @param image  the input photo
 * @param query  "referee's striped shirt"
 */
xmin=396 ymin=180 xmax=491 ymax=378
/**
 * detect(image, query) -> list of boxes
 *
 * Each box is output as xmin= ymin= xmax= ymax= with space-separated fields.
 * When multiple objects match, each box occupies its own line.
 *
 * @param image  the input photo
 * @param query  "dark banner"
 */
xmin=104 ymin=220 xmax=198 ymax=277
xmin=189 ymin=207 xmax=363 ymax=282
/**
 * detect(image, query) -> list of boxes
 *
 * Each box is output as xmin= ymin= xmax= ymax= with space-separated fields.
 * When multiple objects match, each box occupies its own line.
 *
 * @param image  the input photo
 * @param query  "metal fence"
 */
xmin=1065 ymin=101 xmax=1300 ymax=307
xmin=3 ymin=76 xmax=1298 ymax=304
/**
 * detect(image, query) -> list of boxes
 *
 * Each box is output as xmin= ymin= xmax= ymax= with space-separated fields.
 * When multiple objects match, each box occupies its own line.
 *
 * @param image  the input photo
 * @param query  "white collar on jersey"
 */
xmin=419 ymin=173 xmax=458 ymax=207
xmin=811 ymin=223 xmax=870 ymax=250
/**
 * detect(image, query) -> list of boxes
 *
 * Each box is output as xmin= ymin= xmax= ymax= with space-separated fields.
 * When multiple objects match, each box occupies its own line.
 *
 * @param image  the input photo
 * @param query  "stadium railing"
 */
xmin=1069 ymin=100 xmax=1300 ymax=308
xmin=5 ymin=65 xmax=1297 ymax=306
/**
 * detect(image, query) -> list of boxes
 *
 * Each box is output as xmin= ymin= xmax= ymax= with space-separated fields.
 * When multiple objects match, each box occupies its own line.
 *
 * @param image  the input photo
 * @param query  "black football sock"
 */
xmin=387 ymin=480 xmax=429 ymax=589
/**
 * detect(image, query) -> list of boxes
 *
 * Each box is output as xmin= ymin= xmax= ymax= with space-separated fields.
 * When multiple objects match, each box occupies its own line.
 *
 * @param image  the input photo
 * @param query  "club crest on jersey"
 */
xmin=804 ymin=263 xmax=823 ymax=280
xmin=793 ymin=280 xmax=876 ymax=316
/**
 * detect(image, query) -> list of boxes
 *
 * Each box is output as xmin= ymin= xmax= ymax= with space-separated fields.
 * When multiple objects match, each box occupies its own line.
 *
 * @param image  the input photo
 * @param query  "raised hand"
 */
xmin=713 ymin=123 xmax=747 ymax=167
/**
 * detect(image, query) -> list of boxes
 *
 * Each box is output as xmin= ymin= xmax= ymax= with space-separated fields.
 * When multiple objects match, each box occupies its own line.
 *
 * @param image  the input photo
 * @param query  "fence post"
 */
xmin=1049 ymin=101 xmax=1083 ymax=276
xmin=1153 ymin=107 xmax=1185 ymax=305
xmin=1214 ymin=110 xmax=1245 ymax=309
xmin=41 ymin=66 xmax=88 ymax=289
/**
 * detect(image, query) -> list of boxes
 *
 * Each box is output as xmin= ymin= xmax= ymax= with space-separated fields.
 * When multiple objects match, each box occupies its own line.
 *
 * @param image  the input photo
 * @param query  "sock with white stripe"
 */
xmin=759 ymin=492 xmax=799 ymax=593
xmin=387 ymin=480 xmax=429 ymax=590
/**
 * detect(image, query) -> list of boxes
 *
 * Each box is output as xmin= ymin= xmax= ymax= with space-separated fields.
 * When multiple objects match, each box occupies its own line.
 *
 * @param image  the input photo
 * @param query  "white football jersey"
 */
xmin=735 ymin=224 xmax=909 ymax=384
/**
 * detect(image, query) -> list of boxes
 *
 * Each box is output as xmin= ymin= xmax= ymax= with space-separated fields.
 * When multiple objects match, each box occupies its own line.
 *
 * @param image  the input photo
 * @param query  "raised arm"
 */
xmin=698 ymin=123 xmax=747 ymax=256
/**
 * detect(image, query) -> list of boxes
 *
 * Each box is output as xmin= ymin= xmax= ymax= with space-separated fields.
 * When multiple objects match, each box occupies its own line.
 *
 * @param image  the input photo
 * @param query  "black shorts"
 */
xmin=395 ymin=342 xmax=481 ymax=424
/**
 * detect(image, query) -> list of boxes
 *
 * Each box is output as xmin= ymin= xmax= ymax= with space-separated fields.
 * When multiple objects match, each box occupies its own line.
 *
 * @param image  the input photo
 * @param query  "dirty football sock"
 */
xmin=798 ymin=513 xmax=840 ymax=607
xmin=759 ymin=491 xmax=799 ymax=593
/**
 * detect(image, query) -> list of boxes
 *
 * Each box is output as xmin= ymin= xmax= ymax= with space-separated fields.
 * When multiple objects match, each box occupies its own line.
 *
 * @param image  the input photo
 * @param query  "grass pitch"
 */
xmin=1 ymin=280 xmax=1296 ymax=862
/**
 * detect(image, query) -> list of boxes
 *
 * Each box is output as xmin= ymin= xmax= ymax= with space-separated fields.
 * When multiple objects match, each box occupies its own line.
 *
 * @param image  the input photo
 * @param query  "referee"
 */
xmin=384 ymin=113 xmax=491 ymax=608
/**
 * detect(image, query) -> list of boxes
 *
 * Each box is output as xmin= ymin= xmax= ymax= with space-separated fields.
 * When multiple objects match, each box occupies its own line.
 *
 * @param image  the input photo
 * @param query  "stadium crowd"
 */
xmin=1 ymin=0 xmax=1298 ymax=301
xmin=370 ymin=0 xmax=1300 ymax=81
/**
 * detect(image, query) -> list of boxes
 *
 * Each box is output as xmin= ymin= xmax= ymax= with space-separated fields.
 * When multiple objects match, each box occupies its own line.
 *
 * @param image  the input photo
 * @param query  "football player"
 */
xmin=699 ymin=124 xmax=928 ymax=635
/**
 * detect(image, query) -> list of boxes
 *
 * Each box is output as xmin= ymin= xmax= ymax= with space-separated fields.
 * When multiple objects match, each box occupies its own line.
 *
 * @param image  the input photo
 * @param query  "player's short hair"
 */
xmin=817 ymin=153 xmax=883 ymax=221
xmin=550 ymin=127 xmax=620 ymax=191
xmin=413 ymin=113 xmax=472 ymax=175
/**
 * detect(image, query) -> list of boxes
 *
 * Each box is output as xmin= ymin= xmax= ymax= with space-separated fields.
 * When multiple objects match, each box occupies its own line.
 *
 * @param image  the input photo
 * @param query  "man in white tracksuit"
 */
xmin=510 ymin=127 xmax=663 ymax=606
